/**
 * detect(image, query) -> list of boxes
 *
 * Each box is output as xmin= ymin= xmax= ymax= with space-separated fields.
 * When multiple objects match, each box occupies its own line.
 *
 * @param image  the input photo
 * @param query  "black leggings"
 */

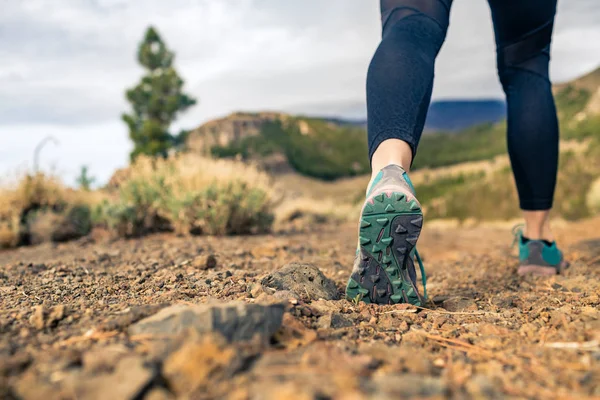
xmin=367 ymin=0 xmax=559 ymax=210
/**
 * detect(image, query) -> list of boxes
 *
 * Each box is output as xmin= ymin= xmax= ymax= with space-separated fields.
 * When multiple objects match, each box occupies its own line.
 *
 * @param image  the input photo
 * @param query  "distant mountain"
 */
xmin=424 ymin=99 xmax=506 ymax=132
xmin=287 ymin=98 xmax=506 ymax=133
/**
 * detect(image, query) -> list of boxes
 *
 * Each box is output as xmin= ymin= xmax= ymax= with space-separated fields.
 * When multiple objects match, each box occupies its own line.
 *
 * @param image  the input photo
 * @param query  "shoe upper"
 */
xmin=513 ymin=225 xmax=564 ymax=269
xmin=367 ymin=164 xmax=417 ymax=198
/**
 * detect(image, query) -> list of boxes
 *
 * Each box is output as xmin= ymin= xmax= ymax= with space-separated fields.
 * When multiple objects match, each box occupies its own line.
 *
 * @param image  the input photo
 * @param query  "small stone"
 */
xmin=433 ymin=358 xmax=445 ymax=368
xmin=441 ymin=297 xmax=478 ymax=312
xmin=47 ymin=305 xmax=66 ymax=328
xmin=29 ymin=306 xmax=45 ymax=330
xmin=250 ymin=283 xmax=266 ymax=298
xmin=193 ymin=254 xmax=217 ymax=270
xmin=144 ymin=388 xmax=174 ymax=400
xmin=318 ymin=312 xmax=354 ymax=329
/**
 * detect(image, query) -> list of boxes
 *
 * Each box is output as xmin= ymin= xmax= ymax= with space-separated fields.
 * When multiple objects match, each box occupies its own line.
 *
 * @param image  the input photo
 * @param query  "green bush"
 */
xmin=92 ymin=155 xmax=275 ymax=237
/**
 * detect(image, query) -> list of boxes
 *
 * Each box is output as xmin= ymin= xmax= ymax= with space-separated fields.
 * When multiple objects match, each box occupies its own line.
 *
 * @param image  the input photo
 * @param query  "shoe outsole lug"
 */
xmin=345 ymin=189 xmax=424 ymax=306
xmin=395 ymin=224 xmax=407 ymax=234
xmin=406 ymin=236 xmax=418 ymax=246
xmin=411 ymin=216 xmax=423 ymax=227
xmin=376 ymin=218 xmax=389 ymax=226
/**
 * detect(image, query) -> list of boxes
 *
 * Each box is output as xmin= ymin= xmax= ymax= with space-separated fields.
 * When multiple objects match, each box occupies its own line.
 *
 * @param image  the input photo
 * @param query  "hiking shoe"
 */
xmin=345 ymin=165 xmax=427 ymax=306
xmin=513 ymin=225 xmax=569 ymax=276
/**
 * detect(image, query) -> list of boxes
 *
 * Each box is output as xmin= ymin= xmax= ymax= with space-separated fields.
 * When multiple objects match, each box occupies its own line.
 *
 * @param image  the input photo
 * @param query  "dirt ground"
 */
xmin=1 ymin=217 xmax=599 ymax=399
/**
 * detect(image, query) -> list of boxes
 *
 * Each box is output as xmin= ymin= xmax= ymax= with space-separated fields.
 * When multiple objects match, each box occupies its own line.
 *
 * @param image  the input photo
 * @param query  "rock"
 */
xmin=128 ymin=302 xmax=285 ymax=343
xmin=371 ymin=373 xmax=447 ymax=399
xmin=0 ymin=353 xmax=31 ymax=377
xmin=261 ymin=263 xmax=339 ymax=301
xmin=273 ymin=290 xmax=300 ymax=302
xmin=29 ymin=306 xmax=45 ymax=330
xmin=441 ymin=297 xmax=478 ymax=312
xmin=163 ymin=332 xmax=241 ymax=396
xmin=465 ymin=374 xmax=502 ymax=399
xmin=29 ymin=305 xmax=67 ymax=330
xmin=249 ymin=283 xmax=267 ymax=298
xmin=67 ymin=355 xmax=155 ymax=400
xmin=145 ymin=388 xmax=175 ymax=400
xmin=82 ymin=344 xmax=130 ymax=373
xmin=274 ymin=314 xmax=318 ymax=349
xmin=47 ymin=305 xmax=66 ymax=327
xmin=100 ymin=304 xmax=164 ymax=331
xmin=318 ymin=312 xmax=354 ymax=329
xmin=193 ymin=254 xmax=217 ymax=270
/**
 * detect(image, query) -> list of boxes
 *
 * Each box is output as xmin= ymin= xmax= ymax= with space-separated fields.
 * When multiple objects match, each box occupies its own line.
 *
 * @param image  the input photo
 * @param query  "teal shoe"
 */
xmin=345 ymin=165 xmax=427 ymax=306
xmin=512 ymin=225 xmax=569 ymax=276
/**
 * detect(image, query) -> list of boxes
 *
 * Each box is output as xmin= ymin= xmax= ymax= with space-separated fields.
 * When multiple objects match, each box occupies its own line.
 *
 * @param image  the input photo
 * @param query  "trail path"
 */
xmin=1 ymin=217 xmax=599 ymax=399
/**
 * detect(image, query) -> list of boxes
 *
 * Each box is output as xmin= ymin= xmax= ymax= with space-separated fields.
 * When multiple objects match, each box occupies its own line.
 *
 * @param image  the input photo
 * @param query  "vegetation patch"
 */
xmin=93 ymin=155 xmax=275 ymax=237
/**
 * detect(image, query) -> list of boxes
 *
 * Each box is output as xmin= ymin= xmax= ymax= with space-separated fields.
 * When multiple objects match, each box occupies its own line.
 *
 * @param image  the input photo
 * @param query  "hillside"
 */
xmin=186 ymin=66 xmax=600 ymax=181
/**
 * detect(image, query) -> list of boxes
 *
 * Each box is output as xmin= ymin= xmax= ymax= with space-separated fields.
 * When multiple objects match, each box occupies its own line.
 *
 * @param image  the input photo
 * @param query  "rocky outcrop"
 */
xmin=186 ymin=111 xmax=288 ymax=153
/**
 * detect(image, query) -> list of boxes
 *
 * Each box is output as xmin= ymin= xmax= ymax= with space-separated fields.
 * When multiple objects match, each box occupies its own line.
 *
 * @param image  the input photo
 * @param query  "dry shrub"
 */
xmin=0 ymin=173 xmax=92 ymax=248
xmin=586 ymin=177 xmax=600 ymax=215
xmin=27 ymin=205 xmax=92 ymax=245
xmin=94 ymin=154 xmax=275 ymax=236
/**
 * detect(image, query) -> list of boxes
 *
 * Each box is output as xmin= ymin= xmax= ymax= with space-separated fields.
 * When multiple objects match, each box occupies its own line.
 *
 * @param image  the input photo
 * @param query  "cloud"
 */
xmin=0 ymin=0 xmax=599 ymax=183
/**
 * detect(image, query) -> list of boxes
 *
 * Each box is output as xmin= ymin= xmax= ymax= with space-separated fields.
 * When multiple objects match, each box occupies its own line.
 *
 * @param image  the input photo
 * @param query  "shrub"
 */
xmin=0 ymin=173 xmax=92 ymax=247
xmin=95 ymin=155 xmax=275 ymax=236
xmin=27 ymin=205 xmax=92 ymax=245
xmin=586 ymin=177 xmax=600 ymax=215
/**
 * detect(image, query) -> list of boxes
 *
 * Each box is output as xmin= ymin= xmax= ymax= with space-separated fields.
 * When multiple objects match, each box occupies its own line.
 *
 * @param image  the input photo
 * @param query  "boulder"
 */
xmin=128 ymin=302 xmax=285 ymax=343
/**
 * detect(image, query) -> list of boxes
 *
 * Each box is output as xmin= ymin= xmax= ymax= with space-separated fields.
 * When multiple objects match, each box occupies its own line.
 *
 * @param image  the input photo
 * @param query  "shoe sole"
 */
xmin=517 ymin=260 xmax=568 ymax=276
xmin=345 ymin=191 xmax=423 ymax=306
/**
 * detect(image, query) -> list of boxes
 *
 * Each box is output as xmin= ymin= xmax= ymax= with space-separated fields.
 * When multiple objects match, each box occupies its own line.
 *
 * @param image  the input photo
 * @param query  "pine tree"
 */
xmin=122 ymin=26 xmax=196 ymax=161
xmin=76 ymin=165 xmax=95 ymax=190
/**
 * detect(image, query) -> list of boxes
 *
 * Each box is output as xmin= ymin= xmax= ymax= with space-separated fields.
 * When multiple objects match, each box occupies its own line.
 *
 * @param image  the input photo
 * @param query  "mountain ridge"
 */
xmin=185 ymin=65 xmax=600 ymax=180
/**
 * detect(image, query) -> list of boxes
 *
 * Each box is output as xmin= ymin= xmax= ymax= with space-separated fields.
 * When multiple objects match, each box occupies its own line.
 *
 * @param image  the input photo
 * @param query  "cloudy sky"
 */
xmin=1 ymin=0 xmax=599 ymax=185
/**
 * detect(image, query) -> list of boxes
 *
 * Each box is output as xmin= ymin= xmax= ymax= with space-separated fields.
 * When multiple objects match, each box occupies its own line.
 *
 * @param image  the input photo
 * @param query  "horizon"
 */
xmin=1 ymin=0 xmax=599 ymax=185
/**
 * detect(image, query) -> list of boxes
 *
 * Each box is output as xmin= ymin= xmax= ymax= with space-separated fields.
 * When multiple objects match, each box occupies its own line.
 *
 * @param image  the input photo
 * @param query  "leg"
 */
xmin=488 ymin=0 xmax=558 ymax=241
xmin=347 ymin=0 xmax=453 ymax=305
xmin=367 ymin=0 xmax=452 ymax=176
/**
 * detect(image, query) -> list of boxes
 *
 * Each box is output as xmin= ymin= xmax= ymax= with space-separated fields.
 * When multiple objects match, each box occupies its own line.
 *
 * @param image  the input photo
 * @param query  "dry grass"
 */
xmin=0 ymin=173 xmax=96 ymax=248
xmin=586 ymin=177 xmax=600 ymax=214
xmin=95 ymin=154 xmax=276 ymax=236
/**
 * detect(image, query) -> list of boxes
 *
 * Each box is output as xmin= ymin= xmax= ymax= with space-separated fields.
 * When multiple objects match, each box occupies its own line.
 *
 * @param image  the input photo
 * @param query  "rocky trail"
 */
xmin=1 ymin=217 xmax=599 ymax=399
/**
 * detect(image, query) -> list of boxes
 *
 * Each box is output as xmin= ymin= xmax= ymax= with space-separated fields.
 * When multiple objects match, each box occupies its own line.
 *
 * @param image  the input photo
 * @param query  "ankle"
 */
xmin=523 ymin=210 xmax=553 ymax=242
xmin=524 ymin=223 xmax=554 ymax=242
xmin=371 ymin=139 xmax=413 ymax=175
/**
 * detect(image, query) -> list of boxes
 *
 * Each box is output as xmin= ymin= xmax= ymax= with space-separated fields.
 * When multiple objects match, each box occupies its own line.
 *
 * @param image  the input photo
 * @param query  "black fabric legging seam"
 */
xmin=384 ymin=6 xmax=448 ymax=33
